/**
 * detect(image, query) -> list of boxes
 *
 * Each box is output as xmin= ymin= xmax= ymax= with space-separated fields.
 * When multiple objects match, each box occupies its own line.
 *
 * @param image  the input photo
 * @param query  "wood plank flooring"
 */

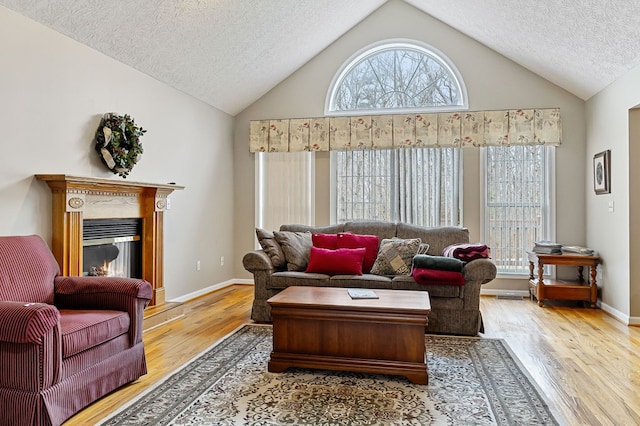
xmin=65 ymin=285 xmax=640 ymax=425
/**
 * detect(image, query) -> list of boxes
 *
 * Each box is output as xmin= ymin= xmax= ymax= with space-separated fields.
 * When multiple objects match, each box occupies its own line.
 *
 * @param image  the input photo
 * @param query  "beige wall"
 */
xmin=233 ymin=0 xmax=587 ymax=295
xmin=0 ymin=6 xmax=236 ymax=301
xmin=586 ymin=61 xmax=640 ymax=323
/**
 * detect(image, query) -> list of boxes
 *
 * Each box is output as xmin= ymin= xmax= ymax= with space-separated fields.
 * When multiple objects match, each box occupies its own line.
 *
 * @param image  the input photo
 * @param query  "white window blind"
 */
xmin=483 ymin=145 xmax=553 ymax=274
xmin=334 ymin=148 xmax=460 ymax=226
xmin=256 ymin=152 xmax=314 ymax=233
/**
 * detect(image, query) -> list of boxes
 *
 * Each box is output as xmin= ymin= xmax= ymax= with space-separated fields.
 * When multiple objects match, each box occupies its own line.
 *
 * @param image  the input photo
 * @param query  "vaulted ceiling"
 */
xmin=3 ymin=0 xmax=640 ymax=116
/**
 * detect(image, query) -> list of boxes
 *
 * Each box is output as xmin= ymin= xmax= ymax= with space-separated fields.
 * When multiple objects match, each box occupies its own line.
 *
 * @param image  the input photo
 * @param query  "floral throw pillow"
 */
xmin=370 ymin=237 xmax=422 ymax=276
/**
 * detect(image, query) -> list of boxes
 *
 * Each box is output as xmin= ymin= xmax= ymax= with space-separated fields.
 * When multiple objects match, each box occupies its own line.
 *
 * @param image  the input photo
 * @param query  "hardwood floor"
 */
xmin=65 ymin=285 xmax=640 ymax=426
xmin=480 ymin=296 xmax=640 ymax=426
xmin=65 ymin=284 xmax=255 ymax=426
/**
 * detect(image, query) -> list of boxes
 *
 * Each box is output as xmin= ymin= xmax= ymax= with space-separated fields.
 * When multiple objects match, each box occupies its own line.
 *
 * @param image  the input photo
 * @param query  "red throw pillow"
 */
xmin=336 ymin=233 xmax=379 ymax=273
xmin=312 ymin=233 xmax=339 ymax=249
xmin=305 ymin=246 xmax=366 ymax=275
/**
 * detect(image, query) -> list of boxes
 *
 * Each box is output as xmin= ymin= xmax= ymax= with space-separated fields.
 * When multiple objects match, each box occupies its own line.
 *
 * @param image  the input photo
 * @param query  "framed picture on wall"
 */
xmin=593 ymin=150 xmax=611 ymax=194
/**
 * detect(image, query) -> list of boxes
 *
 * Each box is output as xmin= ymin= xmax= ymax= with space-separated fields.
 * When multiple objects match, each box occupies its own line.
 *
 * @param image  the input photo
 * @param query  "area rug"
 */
xmin=100 ymin=324 xmax=559 ymax=425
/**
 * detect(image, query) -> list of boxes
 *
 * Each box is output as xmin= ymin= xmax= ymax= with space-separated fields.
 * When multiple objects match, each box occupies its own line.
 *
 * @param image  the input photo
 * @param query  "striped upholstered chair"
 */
xmin=0 ymin=235 xmax=152 ymax=426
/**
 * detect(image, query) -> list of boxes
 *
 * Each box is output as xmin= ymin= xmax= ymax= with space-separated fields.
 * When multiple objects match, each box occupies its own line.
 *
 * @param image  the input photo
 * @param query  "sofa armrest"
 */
xmin=462 ymin=258 xmax=497 ymax=284
xmin=0 ymin=301 xmax=60 ymax=344
xmin=54 ymin=276 xmax=152 ymax=345
xmin=243 ymin=250 xmax=276 ymax=272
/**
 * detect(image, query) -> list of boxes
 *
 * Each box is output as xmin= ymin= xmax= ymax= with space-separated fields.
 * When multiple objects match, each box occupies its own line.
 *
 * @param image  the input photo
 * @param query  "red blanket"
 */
xmin=412 ymin=268 xmax=465 ymax=286
xmin=443 ymin=243 xmax=490 ymax=261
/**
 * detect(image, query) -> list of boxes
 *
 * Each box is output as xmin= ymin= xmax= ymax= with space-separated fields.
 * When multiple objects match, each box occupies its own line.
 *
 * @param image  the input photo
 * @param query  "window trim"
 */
xmin=325 ymin=38 xmax=469 ymax=116
xmin=480 ymin=145 xmax=556 ymax=278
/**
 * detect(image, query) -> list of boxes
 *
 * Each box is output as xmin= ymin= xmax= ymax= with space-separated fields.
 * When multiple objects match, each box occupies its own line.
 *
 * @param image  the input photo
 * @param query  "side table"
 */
xmin=527 ymin=252 xmax=601 ymax=308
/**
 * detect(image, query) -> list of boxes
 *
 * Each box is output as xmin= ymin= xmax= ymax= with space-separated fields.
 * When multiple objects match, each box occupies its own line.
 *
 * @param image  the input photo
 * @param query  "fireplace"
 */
xmin=36 ymin=174 xmax=184 ymax=307
xmin=83 ymin=219 xmax=142 ymax=278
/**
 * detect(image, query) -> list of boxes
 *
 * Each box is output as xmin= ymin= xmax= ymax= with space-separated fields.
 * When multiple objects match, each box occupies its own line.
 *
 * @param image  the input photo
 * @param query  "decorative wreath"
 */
xmin=94 ymin=113 xmax=146 ymax=178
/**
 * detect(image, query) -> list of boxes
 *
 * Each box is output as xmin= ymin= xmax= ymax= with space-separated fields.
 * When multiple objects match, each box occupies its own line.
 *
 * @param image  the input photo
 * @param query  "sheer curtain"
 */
xmin=256 ymin=151 xmax=315 ymax=233
xmin=334 ymin=148 xmax=460 ymax=227
xmin=395 ymin=148 xmax=460 ymax=226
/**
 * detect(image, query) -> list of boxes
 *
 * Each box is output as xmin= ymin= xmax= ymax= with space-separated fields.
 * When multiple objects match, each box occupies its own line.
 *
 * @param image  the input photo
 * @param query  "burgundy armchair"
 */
xmin=0 ymin=235 xmax=152 ymax=426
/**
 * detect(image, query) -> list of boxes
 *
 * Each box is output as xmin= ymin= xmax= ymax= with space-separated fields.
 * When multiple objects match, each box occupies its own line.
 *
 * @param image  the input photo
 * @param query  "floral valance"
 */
xmin=249 ymin=108 xmax=561 ymax=153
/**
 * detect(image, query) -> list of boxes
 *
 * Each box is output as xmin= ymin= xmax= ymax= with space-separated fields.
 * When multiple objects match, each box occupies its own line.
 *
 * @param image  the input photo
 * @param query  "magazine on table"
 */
xmin=347 ymin=289 xmax=379 ymax=299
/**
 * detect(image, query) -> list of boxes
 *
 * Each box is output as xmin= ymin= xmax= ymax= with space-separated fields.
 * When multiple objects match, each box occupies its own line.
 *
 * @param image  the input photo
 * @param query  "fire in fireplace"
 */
xmin=83 ymin=219 xmax=142 ymax=278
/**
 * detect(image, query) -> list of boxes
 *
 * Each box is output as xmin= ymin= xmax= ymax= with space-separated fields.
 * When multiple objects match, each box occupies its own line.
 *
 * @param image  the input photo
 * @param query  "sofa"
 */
xmin=243 ymin=221 xmax=497 ymax=336
xmin=0 ymin=235 xmax=152 ymax=426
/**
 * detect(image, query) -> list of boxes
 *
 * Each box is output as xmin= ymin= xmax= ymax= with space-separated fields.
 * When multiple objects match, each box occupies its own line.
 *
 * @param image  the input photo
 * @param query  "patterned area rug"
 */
xmin=100 ymin=325 xmax=559 ymax=425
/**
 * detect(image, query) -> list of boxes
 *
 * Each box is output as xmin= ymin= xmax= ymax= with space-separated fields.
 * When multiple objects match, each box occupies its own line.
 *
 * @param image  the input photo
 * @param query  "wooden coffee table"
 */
xmin=266 ymin=286 xmax=431 ymax=384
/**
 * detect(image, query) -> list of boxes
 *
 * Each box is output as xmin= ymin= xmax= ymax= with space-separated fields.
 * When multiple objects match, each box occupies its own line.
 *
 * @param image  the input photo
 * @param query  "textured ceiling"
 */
xmin=3 ymin=0 xmax=640 ymax=115
xmin=406 ymin=0 xmax=640 ymax=101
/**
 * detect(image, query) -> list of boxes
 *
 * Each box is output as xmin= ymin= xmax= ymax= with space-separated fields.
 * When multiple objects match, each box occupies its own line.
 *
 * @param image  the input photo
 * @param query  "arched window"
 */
xmin=327 ymin=40 xmax=467 ymax=115
xmin=327 ymin=40 xmax=465 ymax=227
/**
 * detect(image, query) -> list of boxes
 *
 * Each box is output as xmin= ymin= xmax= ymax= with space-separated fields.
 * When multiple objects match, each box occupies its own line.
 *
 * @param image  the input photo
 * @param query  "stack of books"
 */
xmin=533 ymin=241 xmax=562 ymax=254
xmin=561 ymin=245 xmax=595 ymax=255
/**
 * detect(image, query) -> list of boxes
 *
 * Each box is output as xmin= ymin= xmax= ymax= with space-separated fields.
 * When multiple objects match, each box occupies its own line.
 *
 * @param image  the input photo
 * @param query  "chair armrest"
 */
xmin=243 ymin=250 xmax=276 ymax=272
xmin=54 ymin=276 xmax=152 ymax=311
xmin=54 ymin=276 xmax=152 ymax=345
xmin=0 ymin=301 xmax=60 ymax=344
xmin=54 ymin=276 xmax=152 ymax=301
xmin=463 ymin=259 xmax=497 ymax=284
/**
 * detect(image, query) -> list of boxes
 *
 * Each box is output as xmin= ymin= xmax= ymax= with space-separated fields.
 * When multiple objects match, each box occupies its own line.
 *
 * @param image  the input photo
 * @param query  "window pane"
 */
xmin=332 ymin=46 xmax=463 ymax=111
xmin=485 ymin=146 xmax=550 ymax=274
xmin=329 ymin=41 xmax=465 ymax=229
xmin=335 ymin=150 xmax=393 ymax=223
xmin=335 ymin=148 xmax=460 ymax=227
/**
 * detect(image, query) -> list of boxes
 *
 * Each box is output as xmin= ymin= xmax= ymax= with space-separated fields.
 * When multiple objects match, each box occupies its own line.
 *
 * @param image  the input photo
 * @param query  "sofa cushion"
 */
xmin=59 ymin=309 xmax=130 ymax=358
xmin=344 ymin=221 xmax=397 ymax=241
xmin=370 ymin=238 xmax=421 ymax=276
xmin=274 ymin=231 xmax=312 ymax=271
xmin=396 ymin=223 xmax=469 ymax=255
xmin=336 ymin=233 xmax=379 ymax=273
xmin=306 ymin=247 xmax=366 ymax=275
xmin=269 ymin=271 xmax=330 ymax=289
xmin=329 ymin=274 xmax=392 ymax=289
xmin=280 ymin=224 xmax=345 ymax=234
xmin=255 ymin=228 xmax=287 ymax=268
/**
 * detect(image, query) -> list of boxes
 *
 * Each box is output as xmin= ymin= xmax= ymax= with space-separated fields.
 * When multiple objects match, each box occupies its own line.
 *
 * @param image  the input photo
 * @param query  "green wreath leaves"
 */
xmin=95 ymin=113 xmax=146 ymax=178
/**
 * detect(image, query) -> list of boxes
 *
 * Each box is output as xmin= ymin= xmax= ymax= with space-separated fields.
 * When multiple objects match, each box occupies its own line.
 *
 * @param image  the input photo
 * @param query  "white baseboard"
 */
xmin=168 ymin=278 xmax=254 ymax=303
xmin=480 ymin=289 xmax=530 ymax=298
xmin=598 ymin=301 xmax=640 ymax=326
